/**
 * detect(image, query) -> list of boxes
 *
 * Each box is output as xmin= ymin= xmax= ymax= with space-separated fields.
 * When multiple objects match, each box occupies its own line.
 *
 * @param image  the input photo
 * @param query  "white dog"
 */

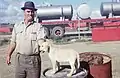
xmin=39 ymin=40 xmax=80 ymax=77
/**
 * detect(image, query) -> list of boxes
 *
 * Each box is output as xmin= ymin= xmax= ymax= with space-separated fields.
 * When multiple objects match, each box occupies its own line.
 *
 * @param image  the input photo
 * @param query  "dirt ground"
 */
xmin=0 ymin=40 xmax=120 ymax=78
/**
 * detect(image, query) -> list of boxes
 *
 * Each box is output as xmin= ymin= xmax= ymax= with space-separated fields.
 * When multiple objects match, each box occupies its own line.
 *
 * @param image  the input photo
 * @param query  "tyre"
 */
xmin=51 ymin=26 xmax=65 ymax=38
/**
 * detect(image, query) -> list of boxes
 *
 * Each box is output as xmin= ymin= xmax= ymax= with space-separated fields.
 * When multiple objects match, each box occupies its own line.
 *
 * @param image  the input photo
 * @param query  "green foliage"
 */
xmin=0 ymin=38 xmax=10 ymax=46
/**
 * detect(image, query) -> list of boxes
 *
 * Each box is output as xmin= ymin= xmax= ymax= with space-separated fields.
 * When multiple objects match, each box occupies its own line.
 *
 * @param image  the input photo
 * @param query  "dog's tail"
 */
xmin=77 ymin=52 xmax=80 ymax=69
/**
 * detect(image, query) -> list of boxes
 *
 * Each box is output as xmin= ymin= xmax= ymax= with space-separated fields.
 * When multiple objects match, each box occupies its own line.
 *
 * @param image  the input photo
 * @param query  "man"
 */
xmin=6 ymin=1 xmax=45 ymax=78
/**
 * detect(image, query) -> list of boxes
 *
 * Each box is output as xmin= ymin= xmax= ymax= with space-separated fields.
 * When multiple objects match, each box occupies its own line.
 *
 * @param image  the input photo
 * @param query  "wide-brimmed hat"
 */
xmin=21 ymin=1 xmax=37 ymax=11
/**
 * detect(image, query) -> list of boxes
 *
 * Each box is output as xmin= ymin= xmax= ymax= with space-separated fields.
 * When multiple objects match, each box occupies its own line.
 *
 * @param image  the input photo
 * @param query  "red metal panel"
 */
xmin=92 ymin=27 xmax=120 ymax=42
xmin=104 ymin=22 xmax=120 ymax=27
xmin=0 ymin=28 xmax=10 ymax=33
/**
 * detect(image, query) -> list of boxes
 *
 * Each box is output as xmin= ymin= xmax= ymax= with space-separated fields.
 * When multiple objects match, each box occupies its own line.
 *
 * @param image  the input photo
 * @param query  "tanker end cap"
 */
xmin=100 ymin=2 xmax=104 ymax=16
xmin=77 ymin=3 xmax=91 ymax=19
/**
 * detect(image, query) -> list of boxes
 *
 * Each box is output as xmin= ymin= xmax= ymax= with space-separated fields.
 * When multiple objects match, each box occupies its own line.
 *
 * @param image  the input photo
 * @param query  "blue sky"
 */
xmin=35 ymin=0 xmax=112 ymax=9
xmin=0 ymin=0 xmax=116 ymax=23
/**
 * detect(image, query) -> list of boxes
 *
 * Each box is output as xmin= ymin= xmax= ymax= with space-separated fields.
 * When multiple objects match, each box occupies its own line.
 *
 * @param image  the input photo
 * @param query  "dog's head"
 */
xmin=39 ymin=40 xmax=50 ymax=53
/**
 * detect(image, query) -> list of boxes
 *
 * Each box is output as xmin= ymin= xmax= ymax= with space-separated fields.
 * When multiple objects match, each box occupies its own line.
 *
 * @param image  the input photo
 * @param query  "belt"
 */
xmin=17 ymin=52 xmax=40 ymax=56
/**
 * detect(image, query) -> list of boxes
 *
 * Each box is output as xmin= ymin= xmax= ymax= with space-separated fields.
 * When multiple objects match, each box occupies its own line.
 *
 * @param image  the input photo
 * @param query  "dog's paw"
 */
xmin=73 ymin=70 xmax=76 ymax=74
xmin=51 ymin=70 xmax=56 ymax=75
xmin=67 ymin=74 xmax=72 ymax=77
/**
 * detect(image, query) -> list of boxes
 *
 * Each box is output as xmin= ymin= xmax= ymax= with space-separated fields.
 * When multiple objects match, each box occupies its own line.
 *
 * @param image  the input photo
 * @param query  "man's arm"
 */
xmin=6 ymin=42 xmax=16 ymax=65
xmin=6 ymin=26 xmax=16 ymax=65
xmin=7 ymin=42 xmax=16 ymax=56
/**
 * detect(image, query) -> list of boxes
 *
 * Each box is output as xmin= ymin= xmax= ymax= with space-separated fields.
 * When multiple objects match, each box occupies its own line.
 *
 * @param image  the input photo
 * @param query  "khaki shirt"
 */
xmin=11 ymin=21 xmax=45 ymax=55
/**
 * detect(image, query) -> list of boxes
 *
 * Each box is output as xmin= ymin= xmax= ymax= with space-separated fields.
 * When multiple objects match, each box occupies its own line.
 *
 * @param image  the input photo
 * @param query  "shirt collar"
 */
xmin=21 ymin=20 xmax=36 ymax=26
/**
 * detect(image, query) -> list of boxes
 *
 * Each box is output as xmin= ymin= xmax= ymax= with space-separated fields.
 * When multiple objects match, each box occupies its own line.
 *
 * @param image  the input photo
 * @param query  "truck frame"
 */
xmin=39 ymin=17 xmax=120 ymax=39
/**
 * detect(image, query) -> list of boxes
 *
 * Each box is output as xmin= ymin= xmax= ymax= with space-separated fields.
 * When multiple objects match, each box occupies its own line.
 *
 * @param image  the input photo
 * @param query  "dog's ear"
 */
xmin=44 ymin=39 xmax=47 ymax=42
xmin=46 ymin=39 xmax=53 ymax=42
xmin=46 ymin=39 xmax=53 ymax=44
xmin=45 ymin=41 xmax=50 ymax=46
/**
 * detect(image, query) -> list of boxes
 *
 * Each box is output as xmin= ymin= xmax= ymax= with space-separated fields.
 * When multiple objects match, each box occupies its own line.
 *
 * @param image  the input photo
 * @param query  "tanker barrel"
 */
xmin=37 ymin=5 xmax=73 ymax=20
xmin=100 ymin=2 xmax=120 ymax=17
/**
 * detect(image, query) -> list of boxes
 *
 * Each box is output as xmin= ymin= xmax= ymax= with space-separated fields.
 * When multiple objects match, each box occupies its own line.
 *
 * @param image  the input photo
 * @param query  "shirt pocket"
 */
xmin=30 ymin=32 xmax=37 ymax=41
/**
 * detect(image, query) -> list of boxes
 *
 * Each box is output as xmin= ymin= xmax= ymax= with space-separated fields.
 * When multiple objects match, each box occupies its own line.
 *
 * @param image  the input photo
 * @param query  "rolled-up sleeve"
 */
xmin=37 ymin=24 xmax=45 ymax=40
xmin=36 ymin=24 xmax=46 ymax=46
xmin=10 ymin=26 xmax=16 ymax=43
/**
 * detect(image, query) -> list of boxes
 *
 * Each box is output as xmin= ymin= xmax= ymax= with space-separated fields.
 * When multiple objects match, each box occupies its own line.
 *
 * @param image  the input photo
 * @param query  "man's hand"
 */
xmin=6 ymin=55 xmax=11 ymax=65
xmin=6 ymin=42 xmax=16 ymax=65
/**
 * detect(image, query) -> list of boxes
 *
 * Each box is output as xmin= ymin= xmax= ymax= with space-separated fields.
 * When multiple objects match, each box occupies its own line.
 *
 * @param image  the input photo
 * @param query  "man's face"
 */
xmin=24 ymin=9 xmax=35 ymax=22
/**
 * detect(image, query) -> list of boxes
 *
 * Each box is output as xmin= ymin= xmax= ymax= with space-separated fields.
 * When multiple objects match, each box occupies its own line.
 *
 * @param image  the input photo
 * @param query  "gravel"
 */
xmin=1 ymin=41 xmax=120 ymax=78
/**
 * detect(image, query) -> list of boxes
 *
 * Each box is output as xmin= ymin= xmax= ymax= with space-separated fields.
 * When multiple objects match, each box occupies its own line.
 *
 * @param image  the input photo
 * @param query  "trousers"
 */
xmin=15 ymin=53 xmax=41 ymax=78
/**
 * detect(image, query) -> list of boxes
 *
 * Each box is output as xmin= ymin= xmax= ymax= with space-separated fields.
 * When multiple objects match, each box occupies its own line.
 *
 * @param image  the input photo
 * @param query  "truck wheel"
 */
xmin=51 ymin=26 xmax=65 ymax=38
xmin=44 ymin=27 xmax=49 ymax=38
